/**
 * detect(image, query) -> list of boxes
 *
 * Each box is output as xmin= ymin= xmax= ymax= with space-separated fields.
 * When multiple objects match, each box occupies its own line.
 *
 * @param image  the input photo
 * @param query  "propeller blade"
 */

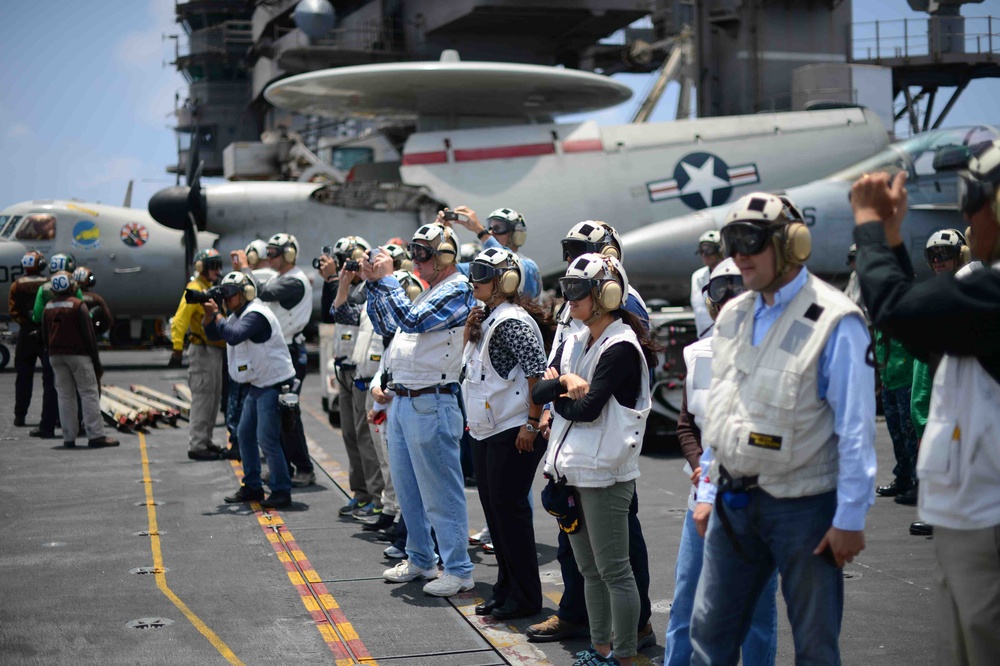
xmin=184 ymin=212 xmax=199 ymax=275
xmin=187 ymin=160 xmax=206 ymax=229
xmin=186 ymin=124 xmax=201 ymax=187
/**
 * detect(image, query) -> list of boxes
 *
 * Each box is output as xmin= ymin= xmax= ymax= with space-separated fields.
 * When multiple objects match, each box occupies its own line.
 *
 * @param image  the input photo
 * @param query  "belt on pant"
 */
xmin=392 ymin=384 xmax=457 ymax=398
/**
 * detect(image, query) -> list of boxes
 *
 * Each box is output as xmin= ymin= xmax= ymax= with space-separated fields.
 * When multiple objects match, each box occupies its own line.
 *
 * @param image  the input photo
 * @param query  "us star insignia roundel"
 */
xmin=646 ymin=152 xmax=761 ymax=210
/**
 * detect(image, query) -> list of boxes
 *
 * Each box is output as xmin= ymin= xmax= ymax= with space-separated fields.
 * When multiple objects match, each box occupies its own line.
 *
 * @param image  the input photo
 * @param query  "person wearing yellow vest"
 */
xmin=170 ymin=248 xmax=227 ymax=461
xmin=690 ymin=193 xmax=875 ymax=665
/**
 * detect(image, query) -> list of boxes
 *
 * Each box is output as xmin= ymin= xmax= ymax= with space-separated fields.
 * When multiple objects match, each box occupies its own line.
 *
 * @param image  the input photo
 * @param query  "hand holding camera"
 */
xmin=231 ymin=249 xmax=248 ymax=271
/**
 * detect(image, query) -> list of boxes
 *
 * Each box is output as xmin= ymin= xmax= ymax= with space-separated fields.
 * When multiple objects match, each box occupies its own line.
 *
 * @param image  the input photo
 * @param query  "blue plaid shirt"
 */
xmin=366 ymin=273 xmax=474 ymax=336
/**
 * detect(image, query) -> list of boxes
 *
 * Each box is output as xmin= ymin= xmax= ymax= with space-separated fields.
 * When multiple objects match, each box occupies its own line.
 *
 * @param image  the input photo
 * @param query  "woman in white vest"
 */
xmin=461 ymin=248 xmax=551 ymax=621
xmin=532 ymin=254 xmax=655 ymax=666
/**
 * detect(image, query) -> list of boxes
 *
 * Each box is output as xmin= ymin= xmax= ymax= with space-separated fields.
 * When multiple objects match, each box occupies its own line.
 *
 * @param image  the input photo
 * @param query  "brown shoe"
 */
xmin=88 ymin=436 xmax=120 ymax=448
xmin=525 ymin=615 xmax=589 ymax=643
xmin=637 ymin=622 xmax=657 ymax=650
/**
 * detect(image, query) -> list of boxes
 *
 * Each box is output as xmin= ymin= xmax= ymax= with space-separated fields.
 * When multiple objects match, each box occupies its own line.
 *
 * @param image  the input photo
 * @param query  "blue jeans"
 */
xmin=664 ymin=509 xmax=778 ymax=666
xmin=226 ymin=378 xmax=249 ymax=446
xmin=692 ymin=489 xmax=842 ymax=666
xmin=882 ymin=386 xmax=917 ymax=482
xmin=386 ymin=391 xmax=473 ymax=578
xmin=237 ymin=385 xmax=291 ymax=493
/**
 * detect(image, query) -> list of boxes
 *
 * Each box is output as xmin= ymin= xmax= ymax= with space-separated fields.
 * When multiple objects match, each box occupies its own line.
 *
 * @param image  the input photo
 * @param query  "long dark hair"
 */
xmin=613 ymin=308 xmax=662 ymax=370
xmin=467 ymin=291 xmax=555 ymax=351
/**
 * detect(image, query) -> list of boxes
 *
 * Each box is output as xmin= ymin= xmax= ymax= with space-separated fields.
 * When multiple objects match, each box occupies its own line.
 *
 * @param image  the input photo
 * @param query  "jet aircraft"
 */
xmin=621 ymin=125 xmax=1000 ymax=302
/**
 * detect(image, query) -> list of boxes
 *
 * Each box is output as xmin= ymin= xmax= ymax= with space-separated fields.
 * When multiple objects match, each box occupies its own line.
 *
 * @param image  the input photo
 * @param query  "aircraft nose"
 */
xmin=621 ymin=212 xmax=719 ymax=299
xmin=148 ymin=186 xmax=194 ymax=231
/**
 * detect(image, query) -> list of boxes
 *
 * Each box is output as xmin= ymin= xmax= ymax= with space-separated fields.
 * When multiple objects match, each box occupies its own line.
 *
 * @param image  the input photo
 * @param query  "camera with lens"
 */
xmin=344 ymin=259 xmax=360 ymax=272
xmin=184 ymin=286 xmax=225 ymax=305
xmin=442 ymin=210 xmax=468 ymax=223
xmin=312 ymin=245 xmax=334 ymax=270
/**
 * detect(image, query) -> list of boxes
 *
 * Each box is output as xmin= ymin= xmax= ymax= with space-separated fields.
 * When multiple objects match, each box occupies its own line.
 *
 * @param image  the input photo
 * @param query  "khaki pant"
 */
xmin=337 ymin=366 xmax=384 ymax=505
xmin=365 ymin=391 xmax=397 ymax=516
xmin=933 ymin=524 xmax=1000 ymax=665
xmin=50 ymin=354 xmax=105 ymax=442
xmin=188 ymin=344 xmax=224 ymax=453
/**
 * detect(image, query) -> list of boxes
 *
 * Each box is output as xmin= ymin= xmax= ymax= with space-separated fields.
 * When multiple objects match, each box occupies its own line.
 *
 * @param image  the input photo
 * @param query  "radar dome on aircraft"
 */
xmin=293 ymin=0 xmax=336 ymax=40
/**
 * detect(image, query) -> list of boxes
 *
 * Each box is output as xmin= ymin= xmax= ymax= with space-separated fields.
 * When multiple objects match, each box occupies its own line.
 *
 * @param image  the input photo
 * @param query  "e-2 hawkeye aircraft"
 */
xmin=621 ymin=125 xmax=999 ymax=301
xmin=146 ymin=59 xmax=891 ymax=285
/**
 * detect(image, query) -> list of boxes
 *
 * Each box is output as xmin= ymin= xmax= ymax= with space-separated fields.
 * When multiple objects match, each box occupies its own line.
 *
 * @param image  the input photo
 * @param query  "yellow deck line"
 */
xmin=139 ymin=433 xmax=246 ymax=666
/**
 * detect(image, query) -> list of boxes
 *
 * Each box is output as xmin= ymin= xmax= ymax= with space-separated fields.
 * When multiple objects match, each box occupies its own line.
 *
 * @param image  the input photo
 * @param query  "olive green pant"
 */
xmin=567 ymin=480 xmax=640 ymax=658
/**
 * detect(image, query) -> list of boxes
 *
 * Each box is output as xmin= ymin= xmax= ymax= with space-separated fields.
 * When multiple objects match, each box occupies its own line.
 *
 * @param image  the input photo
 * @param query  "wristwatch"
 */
xmin=524 ymin=422 xmax=538 ymax=433
xmin=477 ymin=229 xmax=492 ymax=240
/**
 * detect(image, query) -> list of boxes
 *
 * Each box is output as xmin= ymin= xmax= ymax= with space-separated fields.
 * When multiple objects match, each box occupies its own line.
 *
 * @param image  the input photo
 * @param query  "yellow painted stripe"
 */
xmin=139 ymin=433 xmax=245 ymax=665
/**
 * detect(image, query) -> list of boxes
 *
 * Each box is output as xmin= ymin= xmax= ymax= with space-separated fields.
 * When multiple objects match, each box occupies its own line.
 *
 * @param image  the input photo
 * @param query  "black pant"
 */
xmin=38 ymin=351 xmax=60 ymax=431
xmin=279 ymin=342 xmax=313 ymax=474
xmin=557 ymin=488 xmax=652 ymax=630
xmin=472 ymin=427 xmax=546 ymax=613
xmin=14 ymin=329 xmax=43 ymax=419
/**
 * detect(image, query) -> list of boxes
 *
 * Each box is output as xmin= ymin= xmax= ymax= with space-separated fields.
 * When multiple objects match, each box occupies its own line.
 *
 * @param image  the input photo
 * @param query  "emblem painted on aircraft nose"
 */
xmin=646 ymin=152 xmax=760 ymax=210
xmin=71 ymin=220 xmax=101 ymax=251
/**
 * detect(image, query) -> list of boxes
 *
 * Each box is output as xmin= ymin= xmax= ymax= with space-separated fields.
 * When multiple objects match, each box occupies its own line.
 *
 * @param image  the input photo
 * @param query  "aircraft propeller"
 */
xmin=148 ymin=126 xmax=206 ymax=275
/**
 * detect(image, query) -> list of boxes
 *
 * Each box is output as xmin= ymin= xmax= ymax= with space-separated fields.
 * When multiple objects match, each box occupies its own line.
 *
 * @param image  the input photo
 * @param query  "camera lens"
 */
xmin=345 ymin=260 xmax=360 ymax=272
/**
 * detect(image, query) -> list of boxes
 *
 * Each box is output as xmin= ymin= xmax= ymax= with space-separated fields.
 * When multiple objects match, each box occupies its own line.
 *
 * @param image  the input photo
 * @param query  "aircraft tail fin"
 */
xmin=123 ymin=180 xmax=134 ymax=208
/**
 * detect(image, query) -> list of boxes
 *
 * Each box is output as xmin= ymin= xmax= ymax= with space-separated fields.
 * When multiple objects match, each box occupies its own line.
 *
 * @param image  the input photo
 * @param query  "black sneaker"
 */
xmin=13 ymin=416 xmax=26 ymax=427
xmin=30 ymin=428 xmax=59 ymax=439
xmin=362 ymin=512 xmax=396 ymax=532
xmin=260 ymin=491 xmax=291 ymax=509
xmin=63 ymin=441 xmax=76 ymax=448
xmin=221 ymin=446 xmax=242 ymax=461
xmin=88 ymin=437 xmax=120 ymax=448
xmin=225 ymin=486 xmax=265 ymax=504
xmin=188 ymin=449 xmax=222 ymax=461
xmin=375 ymin=524 xmax=399 ymax=543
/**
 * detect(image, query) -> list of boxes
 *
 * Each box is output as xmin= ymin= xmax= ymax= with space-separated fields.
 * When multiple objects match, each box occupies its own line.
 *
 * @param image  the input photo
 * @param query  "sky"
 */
xmin=2 ymin=0 xmax=999 ymax=211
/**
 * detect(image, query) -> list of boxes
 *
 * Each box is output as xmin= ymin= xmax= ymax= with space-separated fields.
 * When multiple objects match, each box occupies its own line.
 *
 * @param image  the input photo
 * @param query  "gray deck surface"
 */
xmin=0 ymin=351 xmax=936 ymax=665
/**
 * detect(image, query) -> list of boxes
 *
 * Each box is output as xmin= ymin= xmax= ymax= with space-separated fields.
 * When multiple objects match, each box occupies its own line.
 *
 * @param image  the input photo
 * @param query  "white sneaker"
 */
xmin=383 ymin=560 xmax=438 ymax=583
xmin=423 ymin=572 xmax=474 ymax=597
xmin=469 ymin=527 xmax=491 ymax=545
xmin=383 ymin=545 xmax=406 ymax=559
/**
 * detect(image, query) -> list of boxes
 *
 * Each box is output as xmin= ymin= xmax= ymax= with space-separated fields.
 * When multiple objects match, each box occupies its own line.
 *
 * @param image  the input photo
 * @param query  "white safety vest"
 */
xmin=384 ymin=272 xmax=466 ymax=390
xmin=266 ymin=266 xmax=312 ymax=344
xmin=918 ymin=262 xmax=1000 ymax=530
xmin=226 ymin=300 xmax=296 ymax=388
xmin=462 ymin=302 xmax=543 ymax=440
xmin=350 ymin=306 xmax=385 ymax=381
xmin=705 ymin=273 xmax=862 ymax=498
xmin=681 ymin=336 xmax=713 ymax=510
xmin=691 ymin=265 xmax=713 ymax=339
xmin=332 ymin=280 xmax=367 ymax=364
xmin=544 ymin=320 xmax=651 ymax=488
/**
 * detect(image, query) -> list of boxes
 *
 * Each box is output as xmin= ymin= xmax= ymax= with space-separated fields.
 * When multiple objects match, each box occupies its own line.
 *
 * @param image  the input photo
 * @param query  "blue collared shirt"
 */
xmin=456 ymin=235 xmax=542 ymax=299
xmin=366 ymin=272 xmax=474 ymax=336
xmin=751 ymin=267 xmax=876 ymax=531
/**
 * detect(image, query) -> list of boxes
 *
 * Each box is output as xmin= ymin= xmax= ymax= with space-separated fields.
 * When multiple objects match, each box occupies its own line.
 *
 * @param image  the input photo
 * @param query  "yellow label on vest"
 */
xmin=238 ymin=365 xmax=249 ymax=372
xmin=341 ymin=333 xmax=353 ymax=340
xmin=748 ymin=432 xmax=783 ymax=450
xmin=952 ymin=425 xmax=961 ymax=441
xmin=370 ymin=354 xmax=381 ymax=362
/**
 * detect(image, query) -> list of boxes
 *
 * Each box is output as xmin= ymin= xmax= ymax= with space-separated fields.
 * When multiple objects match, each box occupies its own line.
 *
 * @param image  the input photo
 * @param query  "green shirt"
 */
xmin=910 ymin=359 xmax=931 ymax=440
xmin=874 ymin=329 xmax=914 ymax=391
xmin=31 ymin=283 xmax=84 ymax=324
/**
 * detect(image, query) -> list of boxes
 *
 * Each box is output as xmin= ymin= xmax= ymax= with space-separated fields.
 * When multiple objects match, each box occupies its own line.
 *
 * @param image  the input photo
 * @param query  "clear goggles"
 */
xmin=558 ymin=277 xmax=600 ymax=302
xmin=697 ymin=242 xmax=722 ymax=256
xmin=705 ymin=275 xmax=745 ymax=305
xmin=488 ymin=218 xmax=513 ymax=235
xmin=720 ymin=222 xmax=774 ymax=257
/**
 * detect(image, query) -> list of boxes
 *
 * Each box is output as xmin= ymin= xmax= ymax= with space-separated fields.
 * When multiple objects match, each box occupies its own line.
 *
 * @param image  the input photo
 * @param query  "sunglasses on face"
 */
xmin=720 ymin=222 xmax=773 ymax=257
xmin=408 ymin=243 xmax=435 ymax=263
xmin=561 ymin=238 xmax=599 ymax=262
xmin=468 ymin=262 xmax=503 ymax=283
xmin=558 ymin=277 xmax=599 ymax=302
xmin=925 ymin=245 xmax=959 ymax=264
xmin=705 ymin=275 xmax=746 ymax=305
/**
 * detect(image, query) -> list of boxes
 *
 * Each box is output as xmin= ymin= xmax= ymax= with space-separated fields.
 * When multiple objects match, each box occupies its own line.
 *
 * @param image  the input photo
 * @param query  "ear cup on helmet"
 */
xmin=243 ymin=280 xmax=257 ymax=301
xmin=600 ymin=244 xmax=620 ymax=259
xmin=194 ymin=259 xmax=203 ymax=274
xmin=511 ymin=221 xmax=527 ymax=248
xmin=498 ymin=268 xmax=520 ymax=296
xmin=284 ymin=245 xmax=297 ymax=264
xmin=597 ymin=281 xmax=623 ymax=312
xmin=403 ymin=283 xmax=422 ymax=301
xmin=437 ymin=240 xmax=456 ymax=265
xmin=784 ymin=223 xmax=812 ymax=264
xmin=246 ymin=249 xmax=259 ymax=265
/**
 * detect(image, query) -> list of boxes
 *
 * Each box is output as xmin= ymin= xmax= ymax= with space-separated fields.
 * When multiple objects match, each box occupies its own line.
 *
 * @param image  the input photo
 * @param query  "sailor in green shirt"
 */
xmin=874 ymin=329 xmax=918 ymax=504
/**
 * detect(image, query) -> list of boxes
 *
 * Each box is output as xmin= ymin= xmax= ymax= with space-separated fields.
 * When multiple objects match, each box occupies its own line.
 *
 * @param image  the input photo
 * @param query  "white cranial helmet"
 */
xmin=561 ymin=252 xmax=629 ymax=314
xmin=245 ymin=239 xmax=269 ymax=267
xmin=469 ymin=247 xmax=525 ymax=296
xmin=392 ymin=269 xmax=425 ymax=301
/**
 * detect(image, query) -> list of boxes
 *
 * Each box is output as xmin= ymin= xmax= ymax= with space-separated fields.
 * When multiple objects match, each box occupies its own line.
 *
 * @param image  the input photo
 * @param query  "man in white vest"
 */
xmin=690 ymin=230 xmax=723 ymax=339
xmin=690 ymin=193 xmax=876 ymax=665
xmin=318 ymin=235 xmax=386 ymax=518
xmin=851 ymin=146 xmax=1000 ymax=664
xmin=204 ymin=271 xmax=296 ymax=510
xmin=360 ymin=222 xmax=476 ymax=598
xmin=234 ymin=233 xmax=315 ymax=487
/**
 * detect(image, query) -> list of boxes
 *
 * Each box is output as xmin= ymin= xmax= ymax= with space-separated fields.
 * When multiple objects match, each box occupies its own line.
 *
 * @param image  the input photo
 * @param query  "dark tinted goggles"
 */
xmin=265 ymin=246 xmax=282 ymax=259
xmin=219 ymin=283 xmax=243 ymax=298
xmin=720 ymin=222 xmax=773 ymax=257
xmin=408 ymin=243 xmax=435 ymax=263
xmin=706 ymin=275 xmax=745 ymax=305
xmin=202 ymin=256 xmax=223 ymax=271
xmin=559 ymin=277 xmax=599 ymax=302
xmin=468 ymin=262 xmax=503 ymax=283
xmin=925 ymin=245 xmax=959 ymax=264
xmin=958 ymin=171 xmax=993 ymax=216
xmin=561 ymin=238 xmax=599 ymax=262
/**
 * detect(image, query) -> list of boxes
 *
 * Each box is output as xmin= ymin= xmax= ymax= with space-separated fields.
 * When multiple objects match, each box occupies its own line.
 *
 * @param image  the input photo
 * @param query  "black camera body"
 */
xmin=312 ymin=245 xmax=335 ymax=270
xmin=442 ymin=210 xmax=468 ymax=223
xmin=345 ymin=259 xmax=360 ymax=272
